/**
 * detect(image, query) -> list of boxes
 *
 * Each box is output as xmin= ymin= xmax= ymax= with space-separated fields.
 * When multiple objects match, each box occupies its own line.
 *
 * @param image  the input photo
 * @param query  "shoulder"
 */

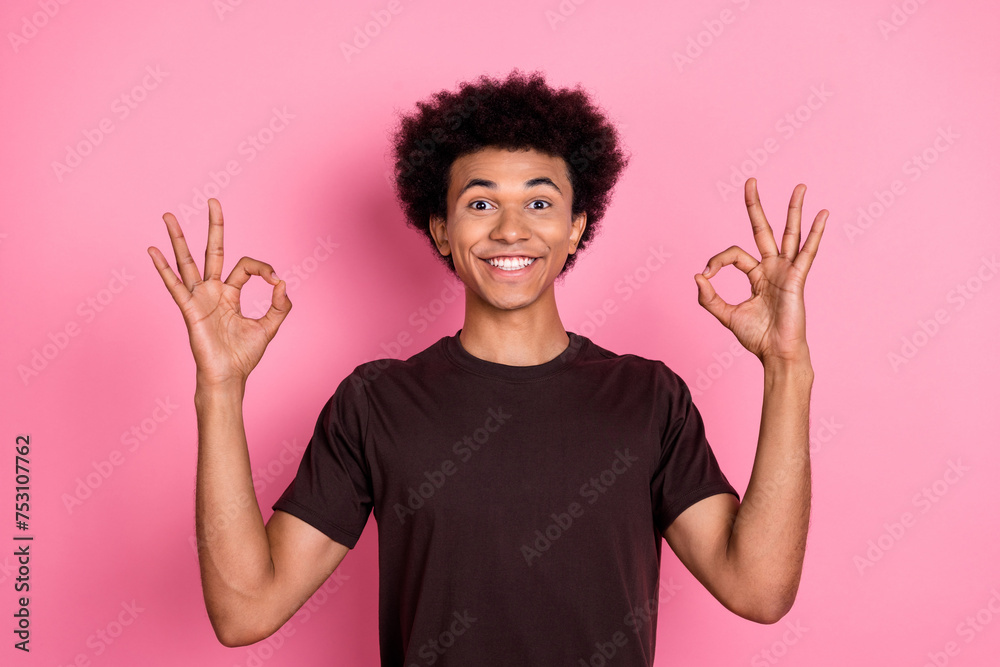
xmin=577 ymin=334 xmax=690 ymax=396
xmin=338 ymin=334 xmax=451 ymax=394
xmin=317 ymin=337 xmax=451 ymax=427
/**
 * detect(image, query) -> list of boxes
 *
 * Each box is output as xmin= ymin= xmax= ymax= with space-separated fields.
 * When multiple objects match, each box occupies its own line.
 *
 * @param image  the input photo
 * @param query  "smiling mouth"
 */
xmin=485 ymin=256 xmax=537 ymax=271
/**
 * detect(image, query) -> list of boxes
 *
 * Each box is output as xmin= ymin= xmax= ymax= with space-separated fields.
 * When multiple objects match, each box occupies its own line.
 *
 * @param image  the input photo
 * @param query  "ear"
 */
xmin=429 ymin=215 xmax=451 ymax=256
xmin=568 ymin=211 xmax=588 ymax=254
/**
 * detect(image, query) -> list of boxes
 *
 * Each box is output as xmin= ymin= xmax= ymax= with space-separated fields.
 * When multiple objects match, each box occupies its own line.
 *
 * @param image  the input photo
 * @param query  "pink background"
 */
xmin=2 ymin=0 xmax=999 ymax=665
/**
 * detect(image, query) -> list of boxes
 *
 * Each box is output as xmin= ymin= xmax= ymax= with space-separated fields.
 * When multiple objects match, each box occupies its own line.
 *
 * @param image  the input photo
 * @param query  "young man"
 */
xmin=148 ymin=70 xmax=827 ymax=665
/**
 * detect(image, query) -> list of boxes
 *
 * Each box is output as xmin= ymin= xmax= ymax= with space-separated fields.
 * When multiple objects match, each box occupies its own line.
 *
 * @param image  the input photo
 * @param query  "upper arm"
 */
xmin=254 ymin=510 xmax=351 ymax=639
xmin=663 ymin=493 xmax=742 ymax=613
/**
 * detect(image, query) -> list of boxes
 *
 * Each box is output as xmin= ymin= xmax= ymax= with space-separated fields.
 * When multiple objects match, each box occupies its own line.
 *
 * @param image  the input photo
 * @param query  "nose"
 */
xmin=490 ymin=207 xmax=531 ymax=244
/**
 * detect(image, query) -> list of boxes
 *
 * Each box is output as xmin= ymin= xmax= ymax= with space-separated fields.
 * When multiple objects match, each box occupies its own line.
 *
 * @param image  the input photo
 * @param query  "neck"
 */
xmin=458 ymin=287 xmax=570 ymax=366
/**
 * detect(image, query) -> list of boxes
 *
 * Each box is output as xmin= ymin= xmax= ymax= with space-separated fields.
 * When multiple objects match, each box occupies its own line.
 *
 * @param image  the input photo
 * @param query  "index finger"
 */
xmin=204 ymin=198 xmax=224 ymax=281
xmin=147 ymin=245 xmax=192 ymax=310
xmin=161 ymin=210 xmax=202 ymax=291
xmin=745 ymin=178 xmax=779 ymax=259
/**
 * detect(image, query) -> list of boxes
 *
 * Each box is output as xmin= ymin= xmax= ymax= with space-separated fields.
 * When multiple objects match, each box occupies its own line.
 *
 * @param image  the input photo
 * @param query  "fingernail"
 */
xmin=702 ymin=266 xmax=711 ymax=276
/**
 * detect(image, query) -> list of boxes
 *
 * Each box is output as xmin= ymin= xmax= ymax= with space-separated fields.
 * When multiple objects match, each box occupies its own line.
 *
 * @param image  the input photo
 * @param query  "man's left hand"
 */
xmin=695 ymin=178 xmax=828 ymax=364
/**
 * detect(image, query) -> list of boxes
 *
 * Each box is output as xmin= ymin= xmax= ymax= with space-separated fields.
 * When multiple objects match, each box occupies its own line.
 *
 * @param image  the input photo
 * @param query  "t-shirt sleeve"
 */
xmin=271 ymin=371 xmax=373 ymax=548
xmin=651 ymin=363 xmax=740 ymax=533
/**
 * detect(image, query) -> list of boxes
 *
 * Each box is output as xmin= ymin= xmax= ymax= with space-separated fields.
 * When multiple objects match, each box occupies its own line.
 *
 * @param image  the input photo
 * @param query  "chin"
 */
xmin=478 ymin=291 xmax=534 ymax=311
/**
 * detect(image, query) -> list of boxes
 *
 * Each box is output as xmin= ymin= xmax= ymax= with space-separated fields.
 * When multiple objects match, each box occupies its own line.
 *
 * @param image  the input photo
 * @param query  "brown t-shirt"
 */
xmin=273 ymin=330 xmax=739 ymax=666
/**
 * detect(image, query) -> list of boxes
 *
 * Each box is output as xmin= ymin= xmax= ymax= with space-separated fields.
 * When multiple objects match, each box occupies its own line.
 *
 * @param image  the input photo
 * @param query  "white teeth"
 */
xmin=488 ymin=256 xmax=535 ymax=271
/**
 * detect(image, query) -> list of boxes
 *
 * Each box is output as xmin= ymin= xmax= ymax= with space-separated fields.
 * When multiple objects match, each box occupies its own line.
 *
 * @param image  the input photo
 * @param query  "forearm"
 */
xmin=194 ymin=380 xmax=275 ymax=642
xmin=726 ymin=353 xmax=814 ymax=619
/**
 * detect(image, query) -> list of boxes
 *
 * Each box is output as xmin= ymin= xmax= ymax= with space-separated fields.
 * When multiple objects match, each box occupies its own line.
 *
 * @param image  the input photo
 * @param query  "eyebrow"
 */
xmin=457 ymin=177 xmax=563 ymax=198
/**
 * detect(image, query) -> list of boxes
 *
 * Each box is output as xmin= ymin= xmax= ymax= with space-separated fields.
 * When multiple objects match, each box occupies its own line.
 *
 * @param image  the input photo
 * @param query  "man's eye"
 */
xmin=529 ymin=200 xmax=551 ymax=210
xmin=471 ymin=200 xmax=495 ymax=211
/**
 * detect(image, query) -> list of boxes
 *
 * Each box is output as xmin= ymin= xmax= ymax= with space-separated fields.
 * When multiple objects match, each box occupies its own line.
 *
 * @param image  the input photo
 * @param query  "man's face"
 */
xmin=429 ymin=147 xmax=587 ymax=313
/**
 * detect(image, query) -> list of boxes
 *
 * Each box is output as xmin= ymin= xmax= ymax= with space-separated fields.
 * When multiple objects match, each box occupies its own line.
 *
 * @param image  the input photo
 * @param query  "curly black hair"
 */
xmin=389 ymin=69 xmax=629 ymax=275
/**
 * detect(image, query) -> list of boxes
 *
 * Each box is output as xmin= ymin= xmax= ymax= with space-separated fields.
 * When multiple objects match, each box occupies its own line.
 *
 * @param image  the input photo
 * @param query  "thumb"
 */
xmin=694 ymin=273 xmax=731 ymax=327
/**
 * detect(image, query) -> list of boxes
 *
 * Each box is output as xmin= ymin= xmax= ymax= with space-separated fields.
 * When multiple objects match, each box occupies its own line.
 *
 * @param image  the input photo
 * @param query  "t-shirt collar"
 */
xmin=442 ymin=328 xmax=588 ymax=381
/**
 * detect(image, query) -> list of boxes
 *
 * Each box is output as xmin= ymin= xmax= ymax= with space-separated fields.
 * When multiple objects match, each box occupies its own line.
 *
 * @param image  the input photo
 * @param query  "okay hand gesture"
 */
xmin=147 ymin=199 xmax=291 ymax=388
xmin=694 ymin=178 xmax=828 ymax=365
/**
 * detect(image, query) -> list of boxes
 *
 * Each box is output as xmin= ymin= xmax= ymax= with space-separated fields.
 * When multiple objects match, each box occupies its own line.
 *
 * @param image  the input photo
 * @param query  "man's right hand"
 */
xmin=147 ymin=198 xmax=291 ymax=387
xmin=147 ymin=198 xmax=348 ymax=647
